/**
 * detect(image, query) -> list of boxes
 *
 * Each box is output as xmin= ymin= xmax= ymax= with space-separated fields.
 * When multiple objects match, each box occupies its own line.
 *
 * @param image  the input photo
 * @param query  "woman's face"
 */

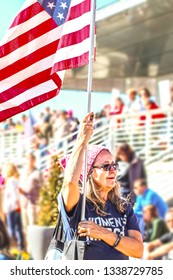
xmin=91 ymin=151 xmax=117 ymax=192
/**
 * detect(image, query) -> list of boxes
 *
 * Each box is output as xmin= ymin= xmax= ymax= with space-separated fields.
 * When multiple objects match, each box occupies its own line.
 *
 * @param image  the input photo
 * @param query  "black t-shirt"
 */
xmin=58 ymin=193 xmax=140 ymax=260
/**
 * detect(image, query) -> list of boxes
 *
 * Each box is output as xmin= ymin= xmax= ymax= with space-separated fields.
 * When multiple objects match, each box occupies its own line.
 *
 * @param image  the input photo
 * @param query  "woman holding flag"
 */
xmin=59 ymin=112 xmax=143 ymax=260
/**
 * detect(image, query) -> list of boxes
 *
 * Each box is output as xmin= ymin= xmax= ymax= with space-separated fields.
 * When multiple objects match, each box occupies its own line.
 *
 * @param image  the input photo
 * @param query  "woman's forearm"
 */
xmin=100 ymin=228 xmax=143 ymax=259
xmin=115 ymin=235 xmax=143 ymax=258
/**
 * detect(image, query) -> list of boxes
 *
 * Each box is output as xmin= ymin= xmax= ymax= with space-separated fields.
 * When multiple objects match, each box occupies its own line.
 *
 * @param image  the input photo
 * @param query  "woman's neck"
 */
xmin=100 ymin=191 xmax=109 ymax=201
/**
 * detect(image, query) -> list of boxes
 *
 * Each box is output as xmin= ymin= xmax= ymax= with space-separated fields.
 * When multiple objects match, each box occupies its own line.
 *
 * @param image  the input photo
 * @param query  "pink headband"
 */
xmin=59 ymin=145 xmax=111 ymax=181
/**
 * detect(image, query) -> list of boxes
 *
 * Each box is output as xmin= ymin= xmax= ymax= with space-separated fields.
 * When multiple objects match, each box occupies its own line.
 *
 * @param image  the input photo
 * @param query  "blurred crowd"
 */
xmin=0 ymin=85 xmax=173 ymax=260
xmin=0 ymin=153 xmax=43 ymax=259
xmin=1 ymin=85 xmax=173 ymax=132
xmin=0 ymin=107 xmax=80 ymax=153
xmin=104 ymin=86 xmax=169 ymax=125
xmin=0 ymin=142 xmax=172 ymax=260
xmin=1 ymin=86 xmax=173 ymax=158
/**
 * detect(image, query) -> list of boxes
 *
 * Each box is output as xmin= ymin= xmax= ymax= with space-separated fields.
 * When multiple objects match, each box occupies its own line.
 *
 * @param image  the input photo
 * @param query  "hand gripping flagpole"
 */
xmin=81 ymin=0 xmax=96 ymax=221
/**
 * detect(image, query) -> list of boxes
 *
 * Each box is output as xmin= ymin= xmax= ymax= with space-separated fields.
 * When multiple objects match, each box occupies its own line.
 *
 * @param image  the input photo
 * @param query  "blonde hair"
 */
xmin=86 ymin=175 xmax=126 ymax=215
xmin=6 ymin=163 xmax=19 ymax=179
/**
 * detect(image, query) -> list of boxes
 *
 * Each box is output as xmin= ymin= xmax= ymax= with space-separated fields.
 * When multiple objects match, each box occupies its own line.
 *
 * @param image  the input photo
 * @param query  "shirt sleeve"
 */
xmin=126 ymin=205 xmax=141 ymax=232
xmin=58 ymin=192 xmax=82 ymax=240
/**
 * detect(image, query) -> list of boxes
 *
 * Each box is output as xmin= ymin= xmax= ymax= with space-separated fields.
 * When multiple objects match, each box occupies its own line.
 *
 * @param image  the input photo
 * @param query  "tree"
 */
xmin=37 ymin=154 xmax=63 ymax=226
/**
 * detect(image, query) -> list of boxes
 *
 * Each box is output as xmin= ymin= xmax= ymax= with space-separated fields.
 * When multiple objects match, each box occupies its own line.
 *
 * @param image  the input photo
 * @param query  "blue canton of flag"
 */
xmin=38 ymin=0 xmax=71 ymax=26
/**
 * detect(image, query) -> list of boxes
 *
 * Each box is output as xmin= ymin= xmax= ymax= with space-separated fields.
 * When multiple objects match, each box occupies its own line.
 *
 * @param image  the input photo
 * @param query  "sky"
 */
xmin=0 ymin=0 xmax=25 ymax=40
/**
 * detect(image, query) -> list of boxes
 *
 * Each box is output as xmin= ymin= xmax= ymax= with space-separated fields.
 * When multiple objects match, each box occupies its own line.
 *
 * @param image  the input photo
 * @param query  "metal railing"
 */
xmin=146 ymin=160 xmax=173 ymax=204
xmin=1 ymin=107 xmax=173 ymax=165
xmin=0 ymin=130 xmax=24 ymax=166
xmin=108 ymin=107 xmax=173 ymax=159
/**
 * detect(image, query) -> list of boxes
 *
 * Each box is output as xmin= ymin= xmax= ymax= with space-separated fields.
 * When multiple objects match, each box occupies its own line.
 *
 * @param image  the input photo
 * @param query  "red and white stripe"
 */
xmin=0 ymin=0 xmax=95 ymax=122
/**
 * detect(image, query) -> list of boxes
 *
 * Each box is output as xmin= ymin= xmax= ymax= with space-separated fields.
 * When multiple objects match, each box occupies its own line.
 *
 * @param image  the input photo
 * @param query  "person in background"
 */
xmin=3 ymin=163 xmax=24 ymax=251
xmin=40 ymin=107 xmax=53 ymax=143
xmin=142 ymin=204 xmax=169 ymax=242
xmin=37 ymin=136 xmax=49 ymax=170
xmin=6 ymin=118 xmax=16 ymax=130
xmin=54 ymin=110 xmax=72 ymax=148
xmin=107 ymin=97 xmax=125 ymax=135
xmin=115 ymin=143 xmax=146 ymax=199
xmin=15 ymin=121 xmax=23 ymax=133
xmin=94 ymin=110 xmax=107 ymax=130
xmin=1 ymin=119 xmax=15 ymax=130
xmin=109 ymin=97 xmax=125 ymax=115
xmin=123 ymin=88 xmax=143 ymax=144
xmin=2 ymin=120 xmax=9 ymax=130
xmin=133 ymin=178 xmax=168 ymax=237
xmin=19 ymin=153 xmax=43 ymax=238
xmin=109 ymin=97 xmax=125 ymax=126
xmin=139 ymin=87 xmax=166 ymax=125
xmin=143 ymin=208 xmax=173 ymax=260
xmin=123 ymin=88 xmax=142 ymax=114
xmin=133 ymin=178 xmax=168 ymax=220
xmin=34 ymin=112 xmax=45 ymax=134
xmin=21 ymin=114 xmax=34 ymax=153
xmin=67 ymin=110 xmax=79 ymax=129
xmin=66 ymin=109 xmax=80 ymax=141
xmin=59 ymin=112 xmax=143 ymax=260
xmin=37 ymin=136 xmax=49 ymax=158
xmin=51 ymin=110 xmax=59 ymax=125
xmin=44 ymin=107 xmax=52 ymax=124
xmin=0 ymin=219 xmax=15 ymax=260
xmin=0 ymin=167 xmax=5 ymax=222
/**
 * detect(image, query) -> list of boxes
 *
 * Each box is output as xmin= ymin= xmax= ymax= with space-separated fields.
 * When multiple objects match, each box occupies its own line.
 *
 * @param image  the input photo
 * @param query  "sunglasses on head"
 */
xmin=92 ymin=162 xmax=119 ymax=171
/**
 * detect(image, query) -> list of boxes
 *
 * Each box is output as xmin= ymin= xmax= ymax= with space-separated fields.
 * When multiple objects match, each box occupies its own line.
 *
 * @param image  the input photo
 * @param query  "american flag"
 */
xmin=0 ymin=0 xmax=96 ymax=122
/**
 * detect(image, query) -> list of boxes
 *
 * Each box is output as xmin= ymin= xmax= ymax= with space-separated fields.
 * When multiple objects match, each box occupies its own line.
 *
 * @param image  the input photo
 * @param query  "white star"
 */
xmin=57 ymin=13 xmax=64 ymax=20
xmin=47 ymin=2 xmax=56 ymax=9
xmin=60 ymin=2 xmax=68 ymax=10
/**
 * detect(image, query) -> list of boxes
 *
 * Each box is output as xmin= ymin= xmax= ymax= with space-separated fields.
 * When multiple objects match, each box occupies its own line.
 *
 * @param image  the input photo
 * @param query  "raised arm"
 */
xmin=61 ymin=112 xmax=94 ymax=212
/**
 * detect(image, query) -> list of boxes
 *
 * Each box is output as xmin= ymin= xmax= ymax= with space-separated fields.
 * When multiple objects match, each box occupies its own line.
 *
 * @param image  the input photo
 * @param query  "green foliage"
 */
xmin=37 ymin=154 xmax=64 ymax=226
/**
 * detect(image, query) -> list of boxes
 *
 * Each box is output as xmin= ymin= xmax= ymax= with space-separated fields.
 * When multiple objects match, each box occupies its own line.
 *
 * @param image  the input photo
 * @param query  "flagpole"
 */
xmin=81 ymin=0 xmax=96 ymax=221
